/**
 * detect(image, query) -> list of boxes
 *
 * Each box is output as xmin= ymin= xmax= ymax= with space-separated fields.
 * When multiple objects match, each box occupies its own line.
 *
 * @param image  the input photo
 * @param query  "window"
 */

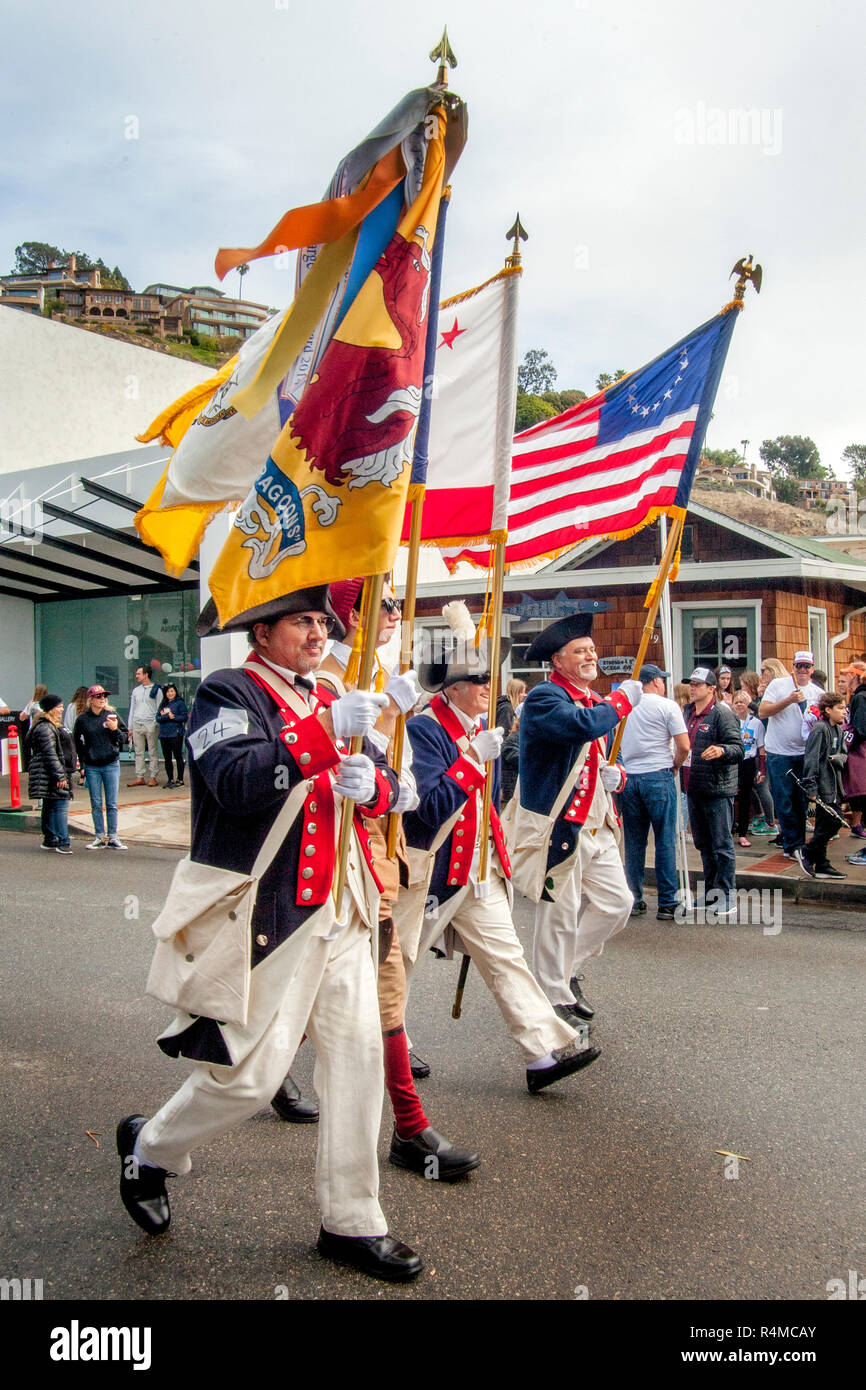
xmin=808 ymin=607 xmax=828 ymax=673
xmin=674 ymin=602 xmax=760 ymax=685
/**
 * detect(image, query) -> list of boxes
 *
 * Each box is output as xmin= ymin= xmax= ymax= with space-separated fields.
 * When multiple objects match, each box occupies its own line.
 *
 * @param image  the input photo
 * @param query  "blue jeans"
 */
xmin=621 ymin=768 xmax=680 ymax=908
xmin=42 ymin=797 xmax=70 ymax=847
xmin=766 ymin=753 xmax=805 ymax=851
xmin=687 ymin=793 xmax=736 ymax=903
xmin=84 ymin=762 xmax=120 ymax=838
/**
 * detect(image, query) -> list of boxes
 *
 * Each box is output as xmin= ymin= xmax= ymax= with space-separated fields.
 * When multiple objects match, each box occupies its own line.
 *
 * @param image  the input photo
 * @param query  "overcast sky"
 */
xmin=2 ymin=0 xmax=862 ymax=477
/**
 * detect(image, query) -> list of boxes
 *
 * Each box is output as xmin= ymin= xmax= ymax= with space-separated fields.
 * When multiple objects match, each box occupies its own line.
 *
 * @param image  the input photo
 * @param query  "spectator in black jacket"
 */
xmin=797 ymin=692 xmax=847 ymax=880
xmin=73 ymin=685 xmax=128 ymax=850
xmin=682 ymin=666 xmax=744 ymax=918
xmin=155 ymin=683 xmax=189 ymax=788
xmin=27 ymin=693 xmax=76 ymax=853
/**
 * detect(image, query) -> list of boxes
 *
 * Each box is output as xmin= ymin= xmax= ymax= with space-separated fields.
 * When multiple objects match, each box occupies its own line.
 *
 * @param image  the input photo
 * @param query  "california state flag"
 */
xmin=402 ymin=264 xmax=521 ymax=546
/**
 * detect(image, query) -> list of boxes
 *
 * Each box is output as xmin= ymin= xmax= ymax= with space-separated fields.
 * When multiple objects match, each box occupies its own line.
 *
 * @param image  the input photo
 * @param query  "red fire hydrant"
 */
xmin=8 ymin=724 xmax=21 ymax=810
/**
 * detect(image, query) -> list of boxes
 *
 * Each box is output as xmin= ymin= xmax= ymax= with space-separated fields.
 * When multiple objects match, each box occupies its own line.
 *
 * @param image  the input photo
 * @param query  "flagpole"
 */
xmin=386 ymin=493 xmax=425 ymax=855
xmin=333 ymin=571 xmax=386 ymax=908
xmin=608 ymin=511 xmax=685 ymax=767
xmin=658 ymin=514 xmax=693 ymax=910
xmin=477 ymin=216 xmax=526 ymax=885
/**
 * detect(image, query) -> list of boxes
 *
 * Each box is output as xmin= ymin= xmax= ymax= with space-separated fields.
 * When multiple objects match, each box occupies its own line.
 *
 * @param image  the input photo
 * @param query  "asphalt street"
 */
xmin=2 ymin=835 xmax=865 ymax=1302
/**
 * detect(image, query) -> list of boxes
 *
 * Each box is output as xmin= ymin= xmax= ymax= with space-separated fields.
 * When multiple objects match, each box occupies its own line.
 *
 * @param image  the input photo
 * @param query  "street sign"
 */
xmin=598 ymin=657 xmax=635 ymax=675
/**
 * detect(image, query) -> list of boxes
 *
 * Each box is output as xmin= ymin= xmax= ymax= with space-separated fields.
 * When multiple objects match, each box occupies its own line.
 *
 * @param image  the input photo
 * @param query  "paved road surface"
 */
xmin=3 ymin=837 xmax=864 ymax=1301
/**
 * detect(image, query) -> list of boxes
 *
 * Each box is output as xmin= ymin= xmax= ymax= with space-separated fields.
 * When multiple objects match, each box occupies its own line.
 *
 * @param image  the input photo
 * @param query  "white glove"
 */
xmin=395 ymin=782 xmax=419 ymax=813
xmin=600 ymin=763 xmax=623 ymax=792
xmin=330 ymin=689 xmax=389 ymax=739
xmin=617 ymin=679 xmax=643 ymax=708
xmin=386 ymin=669 xmax=422 ymax=714
xmin=471 ymin=726 xmax=504 ymax=763
xmin=332 ymin=752 xmax=376 ymax=803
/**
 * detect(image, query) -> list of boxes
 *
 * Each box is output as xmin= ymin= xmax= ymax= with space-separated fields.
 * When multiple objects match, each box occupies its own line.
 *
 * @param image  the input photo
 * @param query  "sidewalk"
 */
xmin=642 ymin=821 xmax=866 ymax=910
xmin=0 ymin=772 xmax=190 ymax=849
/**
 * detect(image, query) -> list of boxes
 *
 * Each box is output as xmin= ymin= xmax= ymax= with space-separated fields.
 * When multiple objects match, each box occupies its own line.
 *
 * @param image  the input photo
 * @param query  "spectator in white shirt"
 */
xmin=619 ymin=664 xmax=690 ymax=921
xmin=127 ymin=666 xmax=161 ymax=787
xmin=758 ymin=650 xmax=823 ymax=856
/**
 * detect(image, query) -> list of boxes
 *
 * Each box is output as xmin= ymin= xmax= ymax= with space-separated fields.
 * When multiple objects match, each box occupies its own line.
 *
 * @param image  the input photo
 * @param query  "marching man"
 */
xmin=398 ymin=602 xmax=601 ymax=1093
xmin=117 ymin=586 xmax=423 ymax=1284
xmin=519 ymin=612 xmax=643 ymax=1022
xmin=274 ymin=576 xmax=481 ymax=1181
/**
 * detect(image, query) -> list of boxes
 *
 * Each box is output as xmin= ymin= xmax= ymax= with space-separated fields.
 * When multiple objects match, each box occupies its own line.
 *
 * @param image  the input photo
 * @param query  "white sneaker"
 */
xmin=86 ymin=837 xmax=108 ymax=849
xmin=107 ymin=836 xmax=128 ymax=850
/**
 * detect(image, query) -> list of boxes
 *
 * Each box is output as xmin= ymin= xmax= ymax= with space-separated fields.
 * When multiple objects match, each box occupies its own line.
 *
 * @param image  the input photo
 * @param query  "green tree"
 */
xmin=518 ymin=348 xmax=557 ymax=395
xmin=773 ymin=476 xmax=800 ymax=506
xmin=702 ymin=447 xmax=742 ymax=469
xmin=841 ymin=443 xmax=866 ymax=496
xmin=595 ymin=369 xmax=627 ymax=390
xmin=14 ymin=241 xmax=65 ymax=273
xmin=558 ymin=388 xmax=588 ymax=410
xmin=515 ymin=393 xmax=557 ymax=431
xmin=759 ymin=434 xmax=824 ymax=480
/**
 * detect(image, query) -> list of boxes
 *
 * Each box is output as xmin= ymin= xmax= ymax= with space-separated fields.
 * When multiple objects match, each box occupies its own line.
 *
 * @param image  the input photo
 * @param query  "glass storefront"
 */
xmin=35 ymin=589 xmax=202 ymax=721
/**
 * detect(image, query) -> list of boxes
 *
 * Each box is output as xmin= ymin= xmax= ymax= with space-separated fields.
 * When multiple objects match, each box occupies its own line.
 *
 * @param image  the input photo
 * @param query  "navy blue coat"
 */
xmin=161 ymin=666 xmax=398 ymax=1065
xmin=404 ymin=709 xmax=504 ymax=905
xmin=519 ymin=678 xmax=632 ymax=883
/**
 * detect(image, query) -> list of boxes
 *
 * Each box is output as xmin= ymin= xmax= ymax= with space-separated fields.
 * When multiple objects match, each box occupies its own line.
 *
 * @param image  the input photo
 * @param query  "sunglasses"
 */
xmin=463 ymin=673 xmax=491 ymax=686
xmin=381 ymin=598 xmax=400 ymax=615
xmin=794 ymin=663 xmax=813 ymax=670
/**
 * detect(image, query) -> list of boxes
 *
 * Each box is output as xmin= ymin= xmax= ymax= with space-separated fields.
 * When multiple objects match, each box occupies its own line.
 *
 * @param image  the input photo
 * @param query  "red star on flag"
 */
xmin=438 ymin=317 xmax=466 ymax=351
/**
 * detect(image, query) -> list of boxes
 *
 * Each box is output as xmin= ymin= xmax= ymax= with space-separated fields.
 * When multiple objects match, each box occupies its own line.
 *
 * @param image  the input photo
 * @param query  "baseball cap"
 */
xmin=793 ymin=651 xmax=814 ymax=665
xmin=640 ymin=663 xmax=670 ymax=683
xmin=688 ymin=666 xmax=714 ymax=684
xmin=87 ymin=685 xmax=111 ymax=697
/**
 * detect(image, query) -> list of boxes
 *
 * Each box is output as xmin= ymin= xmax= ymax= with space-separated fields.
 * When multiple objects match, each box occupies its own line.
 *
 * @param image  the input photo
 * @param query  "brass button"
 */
xmin=307 ymin=822 xmax=317 ymax=833
xmin=561 ymin=842 xmax=569 ymax=849
xmin=450 ymin=878 xmax=458 ymax=885
xmin=299 ymin=752 xmax=311 ymax=766
xmin=228 ymin=910 xmax=237 ymax=920
xmin=302 ymin=867 xmax=313 ymax=879
xmin=256 ymin=933 xmax=268 ymax=947
xmin=456 ymin=829 xmax=464 ymax=836
xmin=458 ymin=815 xmax=465 ymax=822
xmin=184 ymin=953 xmax=194 ymax=962
xmin=304 ymin=845 xmax=316 ymax=858
xmin=309 ymin=801 xmax=317 ymax=812
xmin=284 ymin=732 xmax=298 ymax=745
xmin=456 ymin=771 xmax=464 ymax=779
xmin=301 ymin=889 xmax=313 ymax=902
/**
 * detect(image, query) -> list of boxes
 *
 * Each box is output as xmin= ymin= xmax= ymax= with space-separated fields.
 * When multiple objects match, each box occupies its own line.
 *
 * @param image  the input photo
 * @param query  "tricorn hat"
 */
xmin=524 ymin=601 xmax=610 ymax=664
xmin=418 ymin=601 xmax=512 ymax=693
xmin=196 ymin=584 xmax=346 ymax=639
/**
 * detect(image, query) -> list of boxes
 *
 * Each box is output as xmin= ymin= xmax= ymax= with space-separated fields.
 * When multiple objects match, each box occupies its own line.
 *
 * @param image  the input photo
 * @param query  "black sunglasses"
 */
xmin=463 ymin=673 xmax=491 ymax=686
xmin=381 ymin=598 xmax=400 ymax=615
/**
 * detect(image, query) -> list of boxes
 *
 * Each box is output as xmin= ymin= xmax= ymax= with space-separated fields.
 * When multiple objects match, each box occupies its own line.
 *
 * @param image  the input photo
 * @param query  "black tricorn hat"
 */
xmin=418 ymin=636 xmax=513 ymax=693
xmin=525 ymin=601 xmax=611 ymax=663
xmin=196 ymin=585 xmax=346 ymax=640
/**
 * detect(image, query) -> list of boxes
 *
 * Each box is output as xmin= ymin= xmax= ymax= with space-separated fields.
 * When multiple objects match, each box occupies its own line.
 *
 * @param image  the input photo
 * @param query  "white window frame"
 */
xmin=671 ymin=599 xmax=762 ymax=686
xmin=807 ymin=606 xmax=828 ymax=674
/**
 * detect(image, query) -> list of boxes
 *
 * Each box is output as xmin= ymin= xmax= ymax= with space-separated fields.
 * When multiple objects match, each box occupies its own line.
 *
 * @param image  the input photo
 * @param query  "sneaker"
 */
xmin=748 ymin=818 xmax=772 ymax=835
xmin=630 ymin=899 xmax=647 ymax=916
xmin=851 ymin=825 xmax=866 ymax=840
xmin=86 ymin=837 xmax=108 ymax=849
xmin=845 ymin=850 xmax=866 ymax=866
xmin=815 ymin=866 xmax=846 ymax=880
xmin=55 ymin=845 xmax=73 ymax=855
xmin=794 ymin=847 xmax=816 ymax=878
xmin=768 ymin=835 xmax=783 ymax=846
xmin=107 ymin=836 xmax=128 ymax=850
xmin=164 ymin=780 xmax=176 ymax=789
xmin=40 ymin=841 xmax=58 ymax=850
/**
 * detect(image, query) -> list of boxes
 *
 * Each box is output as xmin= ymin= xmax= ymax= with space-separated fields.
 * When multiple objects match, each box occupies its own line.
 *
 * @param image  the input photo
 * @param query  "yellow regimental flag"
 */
xmin=207 ymin=112 xmax=447 ymax=629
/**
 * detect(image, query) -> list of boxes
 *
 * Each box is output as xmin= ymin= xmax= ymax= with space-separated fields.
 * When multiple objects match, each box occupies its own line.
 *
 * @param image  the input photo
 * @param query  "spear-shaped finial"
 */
xmin=730 ymin=253 xmax=763 ymax=305
xmin=430 ymin=27 xmax=457 ymax=86
xmin=506 ymin=213 xmax=528 ymax=267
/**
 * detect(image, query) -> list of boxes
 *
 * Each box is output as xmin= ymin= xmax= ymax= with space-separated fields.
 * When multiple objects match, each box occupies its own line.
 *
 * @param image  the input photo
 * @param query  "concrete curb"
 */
xmin=643 ymin=864 xmax=866 ymax=910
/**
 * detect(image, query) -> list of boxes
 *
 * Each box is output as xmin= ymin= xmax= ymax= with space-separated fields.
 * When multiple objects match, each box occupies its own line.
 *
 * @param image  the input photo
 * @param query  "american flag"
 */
xmin=443 ymin=307 xmax=738 ymax=570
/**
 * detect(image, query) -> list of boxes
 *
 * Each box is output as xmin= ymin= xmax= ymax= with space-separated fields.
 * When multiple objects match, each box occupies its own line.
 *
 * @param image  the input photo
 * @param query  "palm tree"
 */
xmin=237 ymin=263 xmax=250 ymax=300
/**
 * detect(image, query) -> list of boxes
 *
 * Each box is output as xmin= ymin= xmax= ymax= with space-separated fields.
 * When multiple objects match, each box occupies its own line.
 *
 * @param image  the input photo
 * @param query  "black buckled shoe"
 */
xmin=527 ymin=1041 xmax=602 ymax=1093
xmin=271 ymin=1072 xmax=319 ymax=1124
xmin=568 ymin=974 xmax=595 ymax=1019
xmin=317 ymin=1226 xmax=423 ymax=1282
xmin=389 ymin=1125 xmax=481 ymax=1182
xmin=408 ymin=1049 xmax=431 ymax=1080
xmin=553 ymin=1002 xmax=593 ymax=1038
xmin=116 ymin=1115 xmax=170 ymax=1235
